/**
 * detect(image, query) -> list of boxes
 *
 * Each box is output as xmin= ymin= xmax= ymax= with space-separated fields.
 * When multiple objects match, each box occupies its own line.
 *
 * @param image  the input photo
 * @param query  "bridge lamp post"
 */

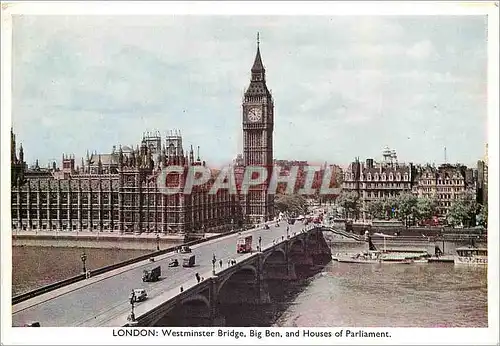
xmin=212 ymin=259 xmax=216 ymax=275
xmin=258 ymin=236 xmax=262 ymax=252
xmin=80 ymin=253 xmax=87 ymax=274
xmin=129 ymin=291 xmax=136 ymax=323
xmin=156 ymin=234 xmax=160 ymax=251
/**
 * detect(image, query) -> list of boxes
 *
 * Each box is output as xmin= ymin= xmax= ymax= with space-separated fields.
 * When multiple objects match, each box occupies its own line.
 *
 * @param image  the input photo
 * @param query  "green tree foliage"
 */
xmin=394 ymin=192 xmax=418 ymax=226
xmin=415 ymin=197 xmax=438 ymax=223
xmin=337 ymin=191 xmax=360 ymax=219
xmin=365 ymin=199 xmax=384 ymax=219
xmin=365 ymin=194 xmax=438 ymax=224
xmin=447 ymin=192 xmax=479 ymax=228
xmin=477 ymin=203 xmax=488 ymax=228
xmin=274 ymin=194 xmax=308 ymax=216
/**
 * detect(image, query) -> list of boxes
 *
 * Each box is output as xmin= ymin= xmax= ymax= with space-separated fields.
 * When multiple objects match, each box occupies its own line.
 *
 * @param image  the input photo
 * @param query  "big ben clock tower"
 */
xmin=242 ymin=34 xmax=274 ymax=223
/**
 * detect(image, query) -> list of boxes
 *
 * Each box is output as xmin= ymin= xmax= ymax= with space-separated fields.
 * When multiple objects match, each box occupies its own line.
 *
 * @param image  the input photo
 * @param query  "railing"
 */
xmin=124 ymin=228 xmax=316 ymax=327
xmin=12 ymin=274 xmax=86 ymax=305
xmin=321 ymin=226 xmax=363 ymax=241
xmin=12 ymin=229 xmax=244 ymax=305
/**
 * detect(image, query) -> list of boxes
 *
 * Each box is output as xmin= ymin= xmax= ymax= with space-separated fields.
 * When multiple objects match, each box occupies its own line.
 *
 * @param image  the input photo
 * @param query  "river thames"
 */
xmin=273 ymin=243 xmax=488 ymax=328
xmin=12 ymin=243 xmax=487 ymax=328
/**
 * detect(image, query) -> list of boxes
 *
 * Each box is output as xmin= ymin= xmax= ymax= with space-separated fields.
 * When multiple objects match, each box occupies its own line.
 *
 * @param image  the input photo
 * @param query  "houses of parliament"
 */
xmin=10 ymin=38 xmax=275 ymax=235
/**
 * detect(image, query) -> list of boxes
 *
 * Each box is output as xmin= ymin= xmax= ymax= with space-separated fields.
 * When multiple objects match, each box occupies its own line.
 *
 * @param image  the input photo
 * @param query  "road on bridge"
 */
xmin=13 ymin=220 xmax=311 ymax=327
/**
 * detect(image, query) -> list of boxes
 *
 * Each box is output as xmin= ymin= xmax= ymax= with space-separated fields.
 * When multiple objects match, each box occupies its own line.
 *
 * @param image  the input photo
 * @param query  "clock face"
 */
xmin=247 ymin=107 xmax=262 ymax=122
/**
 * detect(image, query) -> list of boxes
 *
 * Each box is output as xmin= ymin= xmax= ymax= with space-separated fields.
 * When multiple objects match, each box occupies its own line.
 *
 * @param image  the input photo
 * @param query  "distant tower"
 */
xmin=382 ymin=146 xmax=392 ymax=164
xmin=242 ymin=33 xmax=275 ymax=223
xmin=165 ymin=130 xmax=184 ymax=163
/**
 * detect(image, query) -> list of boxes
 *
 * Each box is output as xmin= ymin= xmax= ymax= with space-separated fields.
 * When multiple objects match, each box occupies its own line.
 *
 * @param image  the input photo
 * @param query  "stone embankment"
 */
xmin=12 ymin=231 xmax=185 ymax=250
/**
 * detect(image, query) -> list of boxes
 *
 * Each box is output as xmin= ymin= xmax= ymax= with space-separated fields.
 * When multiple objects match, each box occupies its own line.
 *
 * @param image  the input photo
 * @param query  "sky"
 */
xmin=11 ymin=15 xmax=488 ymax=168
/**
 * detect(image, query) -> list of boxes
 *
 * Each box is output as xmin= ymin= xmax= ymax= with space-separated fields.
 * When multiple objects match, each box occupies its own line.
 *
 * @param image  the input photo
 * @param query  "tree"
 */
xmin=476 ymin=203 xmax=488 ymax=228
xmin=394 ymin=192 xmax=418 ymax=227
xmin=415 ymin=197 xmax=438 ymax=224
xmin=381 ymin=196 xmax=398 ymax=220
xmin=447 ymin=192 xmax=479 ymax=228
xmin=365 ymin=199 xmax=385 ymax=219
xmin=337 ymin=191 xmax=360 ymax=220
xmin=274 ymin=194 xmax=308 ymax=216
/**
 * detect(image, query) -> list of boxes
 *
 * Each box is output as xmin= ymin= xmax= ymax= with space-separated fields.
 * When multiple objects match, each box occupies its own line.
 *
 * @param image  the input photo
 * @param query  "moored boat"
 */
xmin=334 ymin=251 xmax=413 ymax=264
xmin=454 ymin=246 xmax=487 ymax=266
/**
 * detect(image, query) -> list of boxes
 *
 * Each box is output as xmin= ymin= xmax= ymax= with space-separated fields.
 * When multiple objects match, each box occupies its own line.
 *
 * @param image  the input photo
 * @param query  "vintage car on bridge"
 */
xmin=130 ymin=288 xmax=148 ymax=302
xmin=168 ymin=258 xmax=179 ymax=267
xmin=179 ymin=246 xmax=192 ymax=254
xmin=23 ymin=321 xmax=40 ymax=327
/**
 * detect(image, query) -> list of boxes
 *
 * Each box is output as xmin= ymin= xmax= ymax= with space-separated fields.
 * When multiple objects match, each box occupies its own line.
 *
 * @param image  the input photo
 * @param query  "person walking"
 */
xmin=219 ymin=259 xmax=223 ymax=268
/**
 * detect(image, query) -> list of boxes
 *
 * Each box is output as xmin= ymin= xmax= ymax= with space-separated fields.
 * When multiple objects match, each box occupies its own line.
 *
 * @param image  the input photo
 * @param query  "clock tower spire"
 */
xmin=241 ymin=33 xmax=275 ymax=224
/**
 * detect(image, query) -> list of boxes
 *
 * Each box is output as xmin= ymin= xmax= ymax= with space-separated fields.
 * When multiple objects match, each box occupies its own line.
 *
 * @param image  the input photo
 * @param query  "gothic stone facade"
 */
xmin=241 ymin=38 xmax=275 ymax=223
xmin=11 ymin=131 xmax=240 ymax=234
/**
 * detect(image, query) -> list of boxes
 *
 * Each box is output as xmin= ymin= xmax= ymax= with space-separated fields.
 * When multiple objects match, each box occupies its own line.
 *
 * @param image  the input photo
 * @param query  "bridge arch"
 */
xmin=289 ymin=238 xmax=305 ymax=252
xmin=152 ymin=292 xmax=211 ymax=327
xmin=181 ymin=294 xmax=210 ymax=309
xmin=263 ymin=248 xmax=286 ymax=265
xmin=217 ymin=264 xmax=258 ymax=296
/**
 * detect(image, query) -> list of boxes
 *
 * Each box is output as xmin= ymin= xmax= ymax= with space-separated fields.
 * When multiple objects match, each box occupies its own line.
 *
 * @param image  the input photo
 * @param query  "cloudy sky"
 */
xmin=11 ymin=15 xmax=487 ymax=168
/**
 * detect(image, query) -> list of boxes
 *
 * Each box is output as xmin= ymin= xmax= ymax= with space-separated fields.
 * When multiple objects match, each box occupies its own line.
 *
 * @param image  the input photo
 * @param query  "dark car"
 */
xmin=168 ymin=259 xmax=179 ymax=267
xmin=24 ymin=321 xmax=40 ymax=327
xmin=179 ymin=246 xmax=192 ymax=254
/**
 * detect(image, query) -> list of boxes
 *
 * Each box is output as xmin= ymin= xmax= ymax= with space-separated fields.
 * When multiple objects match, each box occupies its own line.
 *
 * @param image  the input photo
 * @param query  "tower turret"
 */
xmin=19 ymin=144 xmax=24 ymax=163
xmin=189 ymin=145 xmax=194 ymax=164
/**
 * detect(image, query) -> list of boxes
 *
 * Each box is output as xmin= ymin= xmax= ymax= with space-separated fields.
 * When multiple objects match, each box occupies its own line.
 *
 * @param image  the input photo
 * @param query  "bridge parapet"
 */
xmin=122 ymin=227 xmax=331 ymax=327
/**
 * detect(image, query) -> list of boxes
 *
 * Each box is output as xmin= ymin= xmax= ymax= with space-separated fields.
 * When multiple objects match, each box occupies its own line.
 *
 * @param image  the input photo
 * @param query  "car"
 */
xmin=168 ymin=259 xmax=179 ymax=267
xmin=24 ymin=321 xmax=41 ymax=327
xmin=179 ymin=246 xmax=192 ymax=254
xmin=130 ymin=288 xmax=147 ymax=302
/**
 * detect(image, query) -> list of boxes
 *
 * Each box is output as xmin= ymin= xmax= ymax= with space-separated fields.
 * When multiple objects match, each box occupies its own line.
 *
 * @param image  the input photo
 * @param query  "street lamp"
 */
xmin=212 ymin=259 xmax=216 ymax=275
xmin=80 ymin=252 xmax=87 ymax=274
xmin=129 ymin=290 xmax=136 ymax=323
xmin=156 ymin=234 xmax=160 ymax=251
xmin=258 ymin=236 xmax=262 ymax=252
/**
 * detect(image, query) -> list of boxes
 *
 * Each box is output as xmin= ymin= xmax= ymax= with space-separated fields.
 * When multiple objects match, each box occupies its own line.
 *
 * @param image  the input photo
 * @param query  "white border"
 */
xmin=1 ymin=2 xmax=499 ymax=345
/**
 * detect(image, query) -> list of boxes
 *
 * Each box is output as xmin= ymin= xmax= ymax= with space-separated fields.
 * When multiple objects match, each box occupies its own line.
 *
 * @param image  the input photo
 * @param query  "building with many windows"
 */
xmin=342 ymin=147 xmax=415 ymax=219
xmin=11 ymin=130 xmax=240 ymax=234
xmin=412 ymin=163 xmax=476 ymax=216
xmin=10 ymin=38 xmax=280 ymax=234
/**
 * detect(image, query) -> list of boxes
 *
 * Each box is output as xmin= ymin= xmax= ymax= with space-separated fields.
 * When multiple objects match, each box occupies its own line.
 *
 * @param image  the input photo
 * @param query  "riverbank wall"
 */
xmin=12 ymin=232 xmax=185 ymax=250
xmin=324 ymin=233 xmax=486 ymax=255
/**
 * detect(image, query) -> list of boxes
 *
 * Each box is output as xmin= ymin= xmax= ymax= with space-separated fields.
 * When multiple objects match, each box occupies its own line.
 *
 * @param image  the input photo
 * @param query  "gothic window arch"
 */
xmin=389 ymin=173 xmax=394 ymax=181
xmin=374 ymin=173 xmax=379 ymax=181
xmin=381 ymin=173 xmax=386 ymax=181
xmin=367 ymin=173 xmax=372 ymax=181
